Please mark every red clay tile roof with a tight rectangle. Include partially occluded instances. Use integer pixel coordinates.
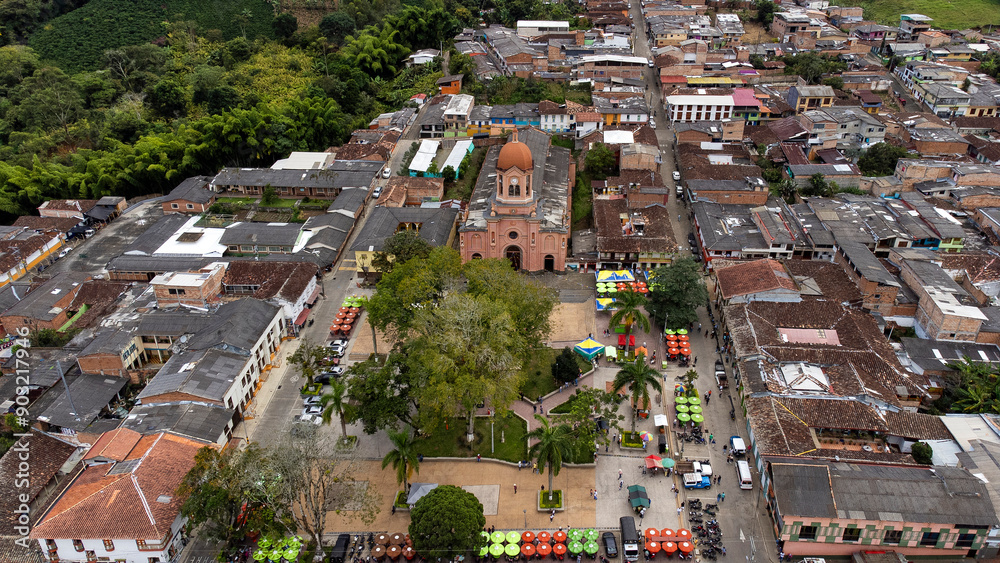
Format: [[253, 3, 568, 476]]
[[594, 199, 677, 254], [783, 259, 863, 304], [31, 432, 210, 541], [84, 428, 143, 461], [0, 232, 61, 273], [223, 261, 318, 302], [716, 259, 798, 299], [0, 431, 78, 535], [12, 216, 81, 232], [939, 252, 1000, 283], [38, 200, 97, 214]]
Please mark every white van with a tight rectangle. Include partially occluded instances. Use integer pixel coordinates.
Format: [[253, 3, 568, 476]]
[[736, 460, 753, 490]]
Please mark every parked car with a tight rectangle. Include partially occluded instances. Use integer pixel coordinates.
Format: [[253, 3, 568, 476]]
[[687, 233, 697, 247], [302, 405, 323, 417], [328, 339, 349, 348], [373, 186, 383, 199], [672, 170, 681, 181], [602, 532, 619, 558], [295, 413, 323, 426], [58, 247, 72, 258], [303, 396, 324, 406], [382, 167, 391, 179], [649, 119, 656, 129]]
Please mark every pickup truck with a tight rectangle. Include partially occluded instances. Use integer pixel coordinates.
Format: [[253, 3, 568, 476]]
[[715, 360, 728, 389], [678, 460, 713, 489]]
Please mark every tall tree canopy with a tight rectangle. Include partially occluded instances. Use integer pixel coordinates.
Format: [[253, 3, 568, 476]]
[[646, 258, 707, 328]]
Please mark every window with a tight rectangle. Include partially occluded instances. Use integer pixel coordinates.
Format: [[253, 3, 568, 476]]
[[186, 204, 194, 209], [883, 530, 902, 544], [104, 540, 115, 551], [86, 551, 97, 561], [799, 526, 818, 540], [842, 528, 861, 542], [167, 288, 185, 295], [171, 203, 179, 209], [920, 532, 940, 546], [148, 559, 161, 563], [74, 540, 85, 552], [47, 540, 57, 550], [957, 533, 976, 548]]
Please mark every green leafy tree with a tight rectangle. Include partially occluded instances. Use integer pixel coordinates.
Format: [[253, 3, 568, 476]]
[[288, 338, 327, 386], [382, 428, 421, 490], [646, 258, 707, 328], [177, 445, 290, 546], [261, 185, 278, 205], [780, 52, 847, 84], [822, 76, 844, 91], [341, 27, 409, 78], [366, 246, 463, 341], [409, 486, 486, 559], [755, 0, 776, 30], [552, 347, 581, 384], [749, 54, 765, 69], [774, 178, 798, 203], [410, 292, 521, 440], [449, 51, 476, 77], [802, 173, 830, 197], [273, 13, 298, 40], [585, 142, 616, 179], [609, 290, 649, 355], [9, 67, 83, 135], [371, 229, 433, 274], [0, 45, 40, 98], [857, 143, 910, 176], [149, 78, 188, 118], [346, 353, 419, 432], [389, 6, 461, 51], [442, 165, 456, 181], [527, 416, 576, 500], [321, 379, 353, 437], [612, 353, 663, 432], [563, 388, 624, 457], [910, 441, 933, 464], [319, 11, 357, 45]]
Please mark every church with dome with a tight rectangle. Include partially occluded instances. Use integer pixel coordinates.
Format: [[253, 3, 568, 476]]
[[459, 128, 574, 271]]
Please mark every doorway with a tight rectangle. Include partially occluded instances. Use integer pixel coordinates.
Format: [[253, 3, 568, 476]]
[[505, 245, 523, 270]]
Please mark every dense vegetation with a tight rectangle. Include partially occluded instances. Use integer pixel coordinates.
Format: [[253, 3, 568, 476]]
[[831, 0, 1000, 31]]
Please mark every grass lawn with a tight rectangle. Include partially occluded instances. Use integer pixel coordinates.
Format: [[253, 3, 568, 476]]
[[835, 0, 1000, 28], [444, 147, 487, 202], [518, 348, 591, 401], [414, 414, 527, 462], [260, 198, 298, 208], [216, 197, 257, 206], [538, 490, 563, 509]]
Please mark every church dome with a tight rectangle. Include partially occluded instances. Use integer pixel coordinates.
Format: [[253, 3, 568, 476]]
[[497, 140, 533, 171]]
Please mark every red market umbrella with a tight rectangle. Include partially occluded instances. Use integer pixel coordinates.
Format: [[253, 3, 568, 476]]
[[666, 333, 678, 341], [659, 529, 674, 541], [679, 348, 691, 356], [668, 347, 680, 355], [522, 532, 536, 544], [350, 307, 360, 313], [346, 311, 357, 318], [387, 546, 401, 559], [390, 534, 405, 545], [342, 316, 355, 325], [554, 531, 567, 544], [662, 542, 677, 554], [522, 544, 536, 558], [644, 528, 659, 540], [553, 544, 567, 556], [536, 544, 552, 557], [678, 542, 693, 554], [639, 287, 649, 293], [678, 334, 689, 342], [646, 541, 660, 554], [618, 334, 636, 347], [644, 455, 662, 468], [676, 530, 692, 541], [372, 546, 385, 559], [402, 547, 415, 560], [538, 532, 552, 544]]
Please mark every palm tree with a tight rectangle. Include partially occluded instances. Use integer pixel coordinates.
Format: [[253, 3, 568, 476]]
[[612, 353, 663, 432], [609, 290, 650, 356], [526, 416, 575, 502], [321, 379, 351, 437], [382, 429, 420, 491]]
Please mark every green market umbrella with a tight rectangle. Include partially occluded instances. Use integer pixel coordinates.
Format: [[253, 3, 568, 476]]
[[568, 529, 584, 542], [688, 405, 703, 414], [629, 495, 650, 509], [688, 396, 701, 405], [258, 538, 273, 550], [662, 458, 676, 468], [479, 546, 489, 557], [490, 544, 505, 557], [284, 548, 299, 561], [568, 541, 584, 555], [492, 531, 506, 544], [676, 329, 688, 335], [607, 287, 618, 293], [675, 404, 689, 413], [585, 529, 599, 542], [691, 413, 705, 424], [505, 544, 521, 557], [675, 396, 688, 404], [677, 412, 691, 422], [664, 329, 675, 335], [253, 551, 267, 562], [482, 532, 491, 544], [507, 531, 521, 545], [584, 541, 600, 555]]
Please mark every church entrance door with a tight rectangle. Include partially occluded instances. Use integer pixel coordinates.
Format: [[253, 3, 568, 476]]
[[505, 245, 523, 270]]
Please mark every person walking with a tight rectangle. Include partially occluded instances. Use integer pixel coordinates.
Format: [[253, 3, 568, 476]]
[[477, 454, 481, 462], [717, 493, 721, 502], [550, 510, 555, 522], [619, 468, 623, 479], [720, 492, 725, 502], [514, 484, 518, 494], [619, 480, 624, 490]]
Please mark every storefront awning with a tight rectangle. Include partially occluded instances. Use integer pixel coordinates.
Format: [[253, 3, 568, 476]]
[[294, 308, 310, 326], [306, 286, 322, 305]]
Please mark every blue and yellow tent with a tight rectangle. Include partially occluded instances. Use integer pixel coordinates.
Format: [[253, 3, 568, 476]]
[[596, 298, 617, 311], [595, 270, 635, 282], [574, 338, 604, 360]]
